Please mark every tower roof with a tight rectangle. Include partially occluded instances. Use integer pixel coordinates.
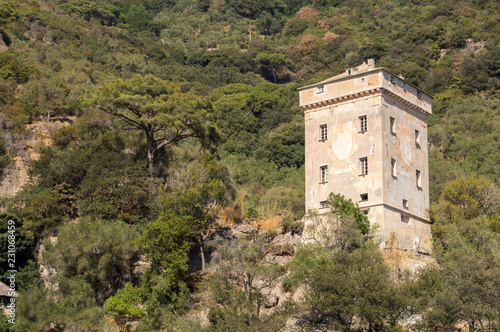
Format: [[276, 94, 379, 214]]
[[298, 59, 432, 115], [298, 59, 432, 100]]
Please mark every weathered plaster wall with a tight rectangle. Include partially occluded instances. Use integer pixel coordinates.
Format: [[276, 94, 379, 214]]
[[382, 207, 432, 253], [300, 64, 432, 253], [381, 95, 430, 219], [304, 94, 383, 211]]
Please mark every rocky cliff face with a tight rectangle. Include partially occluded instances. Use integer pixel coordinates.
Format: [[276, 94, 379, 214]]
[[0, 119, 72, 198]]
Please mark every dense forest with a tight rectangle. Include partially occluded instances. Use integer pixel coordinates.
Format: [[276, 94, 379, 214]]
[[0, 0, 499, 330]]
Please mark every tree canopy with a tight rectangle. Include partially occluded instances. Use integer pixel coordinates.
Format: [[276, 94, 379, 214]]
[[84, 74, 216, 176]]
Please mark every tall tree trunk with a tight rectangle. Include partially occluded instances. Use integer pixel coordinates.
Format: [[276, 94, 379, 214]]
[[199, 234, 205, 271], [145, 129, 157, 177]]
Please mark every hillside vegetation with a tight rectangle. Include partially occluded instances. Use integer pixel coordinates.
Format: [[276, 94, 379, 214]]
[[0, 0, 499, 330]]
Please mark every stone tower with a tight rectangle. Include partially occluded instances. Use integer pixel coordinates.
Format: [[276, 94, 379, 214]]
[[298, 60, 432, 252]]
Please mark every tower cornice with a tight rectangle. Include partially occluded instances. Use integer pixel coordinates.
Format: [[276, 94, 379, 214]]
[[301, 88, 430, 117], [301, 88, 381, 112], [380, 88, 431, 117]]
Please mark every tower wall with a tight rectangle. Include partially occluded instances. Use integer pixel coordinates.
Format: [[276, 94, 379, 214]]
[[300, 63, 432, 252], [304, 94, 384, 211]]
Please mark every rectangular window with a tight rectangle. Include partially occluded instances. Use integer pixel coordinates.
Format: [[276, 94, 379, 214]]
[[317, 85, 324, 93], [359, 157, 368, 176], [390, 117, 395, 135], [390, 76, 396, 84], [391, 158, 396, 177], [320, 124, 327, 141], [403, 199, 408, 210], [415, 130, 420, 147], [360, 193, 368, 202], [416, 170, 422, 188], [320, 201, 328, 208], [362, 209, 369, 215], [359, 115, 367, 132], [320, 165, 328, 183]]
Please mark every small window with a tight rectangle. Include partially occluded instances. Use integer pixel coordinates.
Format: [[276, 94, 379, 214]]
[[360, 193, 368, 202], [320, 165, 328, 184], [359, 115, 367, 132], [390, 76, 396, 84], [317, 85, 324, 93], [391, 159, 396, 177], [417, 91, 423, 99], [415, 130, 420, 148], [347, 69, 352, 75], [403, 199, 408, 210], [320, 124, 327, 141], [401, 214, 410, 223], [362, 209, 369, 215], [359, 157, 368, 176], [416, 170, 422, 188], [320, 201, 328, 208], [390, 117, 396, 136]]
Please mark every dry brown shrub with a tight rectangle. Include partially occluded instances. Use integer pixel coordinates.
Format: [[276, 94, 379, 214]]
[[294, 6, 318, 19], [317, 18, 331, 29], [300, 34, 316, 45], [254, 215, 283, 231], [322, 32, 339, 43], [249, 201, 285, 231], [214, 194, 244, 227], [384, 232, 408, 280], [216, 206, 239, 227], [285, 44, 311, 62]]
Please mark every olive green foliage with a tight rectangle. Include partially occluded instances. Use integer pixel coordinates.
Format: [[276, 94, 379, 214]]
[[105, 282, 146, 329], [163, 152, 230, 223], [26, 114, 157, 224], [59, 0, 121, 26], [420, 217, 500, 331], [287, 201, 412, 331], [139, 209, 193, 280], [78, 161, 152, 223], [0, 48, 36, 84], [256, 52, 292, 84], [42, 218, 140, 304], [140, 153, 230, 276], [288, 243, 409, 331], [84, 74, 216, 175], [429, 176, 500, 244], [254, 115, 304, 169], [327, 192, 370, 235], [137, 153, 230, 328], [0, 213, 38, 290], [420, 177, 500, 331], [207, 234, 285, 331], [22, 183, 78, 240], [15, 280, 106, 332], [0, 48, 37, 132], [211, 81, 304, 218], [135, 273, 192, 331], [428, 98, 500, 200], [212, 82, 302, 163]]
